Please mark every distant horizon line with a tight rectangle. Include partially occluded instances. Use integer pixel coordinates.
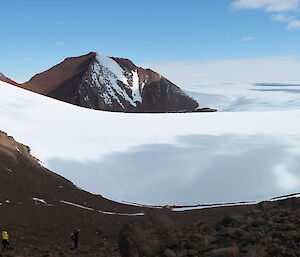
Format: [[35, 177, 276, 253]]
[[3, 54, 300, 85]]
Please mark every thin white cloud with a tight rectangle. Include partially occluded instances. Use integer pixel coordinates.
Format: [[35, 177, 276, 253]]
[[231, 0, 300, 30], [270, 13, 300, 29], [271, 13, 294, 22], [232, 0, 300, 12], [241, 36, 255, 41], [287, 19, 300, 29], [22, 57, 32, 61], [56, 41, 65, 46]]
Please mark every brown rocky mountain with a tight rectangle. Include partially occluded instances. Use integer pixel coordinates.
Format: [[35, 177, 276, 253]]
[[0, 72, 19, 86], [18, 52, 207, 113]]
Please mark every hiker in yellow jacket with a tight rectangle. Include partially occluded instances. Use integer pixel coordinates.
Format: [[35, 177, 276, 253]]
[[2, 230, 9, 251]]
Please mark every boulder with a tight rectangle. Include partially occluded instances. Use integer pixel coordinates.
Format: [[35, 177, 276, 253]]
[[244, 247, 269, 257], [210, 246, 239, 257], [219, 216, 243, 228], [163, 248, 177, 257], [118, 215, 180, 257]]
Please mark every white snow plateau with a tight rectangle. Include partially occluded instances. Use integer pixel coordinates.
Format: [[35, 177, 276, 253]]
[[1, 80, 300, 205]]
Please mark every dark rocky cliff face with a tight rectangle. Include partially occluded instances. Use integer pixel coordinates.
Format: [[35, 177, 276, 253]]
[[21, 52, 200, 113]]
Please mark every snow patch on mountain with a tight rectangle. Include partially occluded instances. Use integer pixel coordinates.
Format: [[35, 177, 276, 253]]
[[60, 200, 95, 211], [96, 53, 128, 85], [92, 53, 137, 107], [131, 70, 142, 103], [60, 200, 145, 216], [32, 198, 48, 204]]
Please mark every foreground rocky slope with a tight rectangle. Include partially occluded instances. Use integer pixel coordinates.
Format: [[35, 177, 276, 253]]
[[18, 52, 203, 113], [0, 130, 156, 256], [0, 130, 248, 257], [119, 198, 300, 257]]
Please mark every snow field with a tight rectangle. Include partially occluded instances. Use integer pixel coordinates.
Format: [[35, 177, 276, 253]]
[[1, 81, 300, 205]]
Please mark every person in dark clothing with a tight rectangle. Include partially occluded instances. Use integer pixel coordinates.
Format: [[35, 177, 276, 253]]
[[70, 229, 80, 249]]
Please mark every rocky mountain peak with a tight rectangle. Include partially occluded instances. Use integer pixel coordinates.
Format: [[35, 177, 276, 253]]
[[18, 52, 204, 113]]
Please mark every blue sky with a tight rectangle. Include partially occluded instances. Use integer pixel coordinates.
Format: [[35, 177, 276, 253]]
[[2, 0, 300, 81]]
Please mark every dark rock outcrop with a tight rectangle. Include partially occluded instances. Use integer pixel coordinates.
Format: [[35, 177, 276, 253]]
[[119, 215, 180, 257]]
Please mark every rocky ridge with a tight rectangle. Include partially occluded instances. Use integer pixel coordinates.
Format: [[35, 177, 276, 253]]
[[0, 72, 19, 86]]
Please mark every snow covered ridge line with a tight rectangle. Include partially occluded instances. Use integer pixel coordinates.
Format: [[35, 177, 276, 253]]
[[46, 192, 300, 214], [270, 192, 300, 200], [32, 198, 145, 216], [123, 200, 258, 211], [60, 200, 145, 216], [124, 192, 300, 212], [98, 210, 145, 216], [171, 192, 300, 212]]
